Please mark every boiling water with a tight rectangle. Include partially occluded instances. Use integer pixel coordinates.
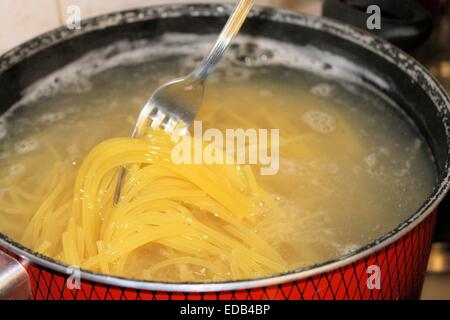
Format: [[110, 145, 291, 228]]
[[0, 36, 437, 280]]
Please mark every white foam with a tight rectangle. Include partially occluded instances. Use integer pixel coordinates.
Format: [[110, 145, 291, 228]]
[[38, 111, 66, 125], [14, 138, 39, 154], [365, 153, 377, 167], [310, 83, 333, 98], [0, 33, 390, 145], [6, 33, 388, 114], [7, 37, 205, 111], [302, 110, 336, 134]]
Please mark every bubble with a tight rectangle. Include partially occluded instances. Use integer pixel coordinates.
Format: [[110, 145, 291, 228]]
[[216, 5, 225, 14], [259, 49, 274, 63], [14, 138, 39, 154], [310, 83, 333, 98], [9, 164, 25, 176], [302, 110, 336, 134], [230, 42, 275, 67], [365, 153, 377, 167], [236, 54, 254, 66], [39, 112, 65, 124]]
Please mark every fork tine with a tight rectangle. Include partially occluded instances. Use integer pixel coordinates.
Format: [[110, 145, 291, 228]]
[[113, 166, 126, 205], [114, 102, 158, 206], [114, 112, 181, 205], [150, 110, 166, 129], [163, 117, 178, 133]]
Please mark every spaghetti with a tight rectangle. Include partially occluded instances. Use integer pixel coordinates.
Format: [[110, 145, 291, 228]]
[[19, 129, 289, 281]]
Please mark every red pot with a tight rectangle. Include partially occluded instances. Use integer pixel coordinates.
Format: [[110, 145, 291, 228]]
[[0, 4, 449, 300]]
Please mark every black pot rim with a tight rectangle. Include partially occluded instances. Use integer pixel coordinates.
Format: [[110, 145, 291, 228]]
[[0, 3, 449, 292]]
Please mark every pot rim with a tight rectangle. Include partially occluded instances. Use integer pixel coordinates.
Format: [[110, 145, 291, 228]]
[[0, 3, 449, 293]]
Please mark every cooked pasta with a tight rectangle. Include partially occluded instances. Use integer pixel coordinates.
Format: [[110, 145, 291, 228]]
[[18, 129, 292, 281]]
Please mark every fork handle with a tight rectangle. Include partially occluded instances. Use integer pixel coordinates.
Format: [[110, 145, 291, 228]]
[[191, 0, 255, 82]]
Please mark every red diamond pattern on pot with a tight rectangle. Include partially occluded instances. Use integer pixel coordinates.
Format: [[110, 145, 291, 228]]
[[16, 210, 436, 300]]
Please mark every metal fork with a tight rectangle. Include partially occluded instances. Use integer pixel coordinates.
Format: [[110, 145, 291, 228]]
[[113, 0, 255, 205]]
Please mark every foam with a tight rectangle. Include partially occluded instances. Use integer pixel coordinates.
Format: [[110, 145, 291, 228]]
[[6, 33, 388, 114], [310, 83, 333, 98], [365, 153, 377, 167], [38, 111, 66, 125], [302, 110, 337, 134], [14, 137, 39, 154], [0, 33, 391, 148]]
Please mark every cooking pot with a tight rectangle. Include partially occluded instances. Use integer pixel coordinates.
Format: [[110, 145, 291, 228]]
[[0, 3, 449, 300]]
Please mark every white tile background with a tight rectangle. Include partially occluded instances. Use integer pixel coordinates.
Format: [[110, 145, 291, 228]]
[[0, 0, 322, 53]]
